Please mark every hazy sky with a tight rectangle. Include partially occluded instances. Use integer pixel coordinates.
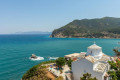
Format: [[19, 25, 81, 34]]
[[0, 0, 120, 34]]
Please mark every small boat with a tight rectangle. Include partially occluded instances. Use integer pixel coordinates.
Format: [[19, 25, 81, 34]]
[[31, 54, 37, 59]]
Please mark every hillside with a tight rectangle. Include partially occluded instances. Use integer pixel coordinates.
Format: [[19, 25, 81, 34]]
[[51, 17, 120, 38]]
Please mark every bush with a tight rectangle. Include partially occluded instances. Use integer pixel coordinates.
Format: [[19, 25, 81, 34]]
[[108, 61, 117, 70], [67, 59, 73, 68], [22, 65, 38, 80]]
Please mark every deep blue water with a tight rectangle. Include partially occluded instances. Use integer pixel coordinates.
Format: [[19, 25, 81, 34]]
[[0, 34, 120, 80]]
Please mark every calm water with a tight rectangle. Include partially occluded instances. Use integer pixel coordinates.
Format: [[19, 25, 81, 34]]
[[0, 34, 120, 80]]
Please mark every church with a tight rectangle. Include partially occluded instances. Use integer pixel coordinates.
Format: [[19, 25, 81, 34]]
[[71, 43, 111, 80]]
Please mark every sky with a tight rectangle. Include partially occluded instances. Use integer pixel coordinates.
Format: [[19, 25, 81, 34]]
[[0, 0, 120, 34]]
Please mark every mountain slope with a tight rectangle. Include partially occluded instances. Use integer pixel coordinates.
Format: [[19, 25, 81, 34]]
[[51, 17, 120, 38]]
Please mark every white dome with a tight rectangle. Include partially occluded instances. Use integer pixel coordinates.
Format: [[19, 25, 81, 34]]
[[88, 44, 101, 49], [86, 43, 103, 58]]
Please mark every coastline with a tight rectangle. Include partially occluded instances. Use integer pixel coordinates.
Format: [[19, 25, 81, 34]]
[[50, 33, 120, 39], [50, 36, 120, 39]]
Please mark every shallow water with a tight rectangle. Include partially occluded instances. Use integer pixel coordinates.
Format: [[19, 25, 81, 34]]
[[0, 34, 119, 80]]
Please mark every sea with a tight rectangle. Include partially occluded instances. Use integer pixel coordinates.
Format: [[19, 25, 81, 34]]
[[0, 34, 120, 80]]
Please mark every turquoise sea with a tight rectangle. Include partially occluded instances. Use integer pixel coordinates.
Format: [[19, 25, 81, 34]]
[[0, 34, 120, 80]]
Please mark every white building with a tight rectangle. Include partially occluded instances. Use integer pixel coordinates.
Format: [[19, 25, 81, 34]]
[[64, 53, 80, 61], [72, 43, 110, 80]]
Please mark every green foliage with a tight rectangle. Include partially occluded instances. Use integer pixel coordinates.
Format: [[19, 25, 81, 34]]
[[40, 60, 56, 64], [52, 17, 120, 38], [22, 65, 39, 80], [108, 71, 117, 80], [67, 59, 73, 68], [108, 60, 120, 80], [80, 73, 98, 80], [56, 57, 66, 68], [116, 70, 120, 80], [108, 61, 117, 70], [108, 48, 120, 80]]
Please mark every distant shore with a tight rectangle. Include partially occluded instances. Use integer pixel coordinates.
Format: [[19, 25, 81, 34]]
[[50, 35, 120, 39]]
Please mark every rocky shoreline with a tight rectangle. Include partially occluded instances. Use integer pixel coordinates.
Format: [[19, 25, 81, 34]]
[[50, 33, 120, 39]]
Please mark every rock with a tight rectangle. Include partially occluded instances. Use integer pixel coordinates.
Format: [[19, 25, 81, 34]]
[[31, 54, 37, 59]]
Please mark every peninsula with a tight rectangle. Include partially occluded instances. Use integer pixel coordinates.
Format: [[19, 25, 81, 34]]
[[51, 17, 120, 38]]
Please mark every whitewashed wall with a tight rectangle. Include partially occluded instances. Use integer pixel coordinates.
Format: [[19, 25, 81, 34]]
[[72, 59, 103, 80]]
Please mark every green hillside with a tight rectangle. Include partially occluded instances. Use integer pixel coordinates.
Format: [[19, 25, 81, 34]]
[[51, 17, 120, 38]]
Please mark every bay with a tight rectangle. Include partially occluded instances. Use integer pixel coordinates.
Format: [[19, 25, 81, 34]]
[[0, 34, 119, 80]]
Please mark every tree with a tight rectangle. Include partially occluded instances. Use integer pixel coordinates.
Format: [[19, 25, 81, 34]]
[[67, 59, 73, 68], [56, 57, 66, 69], [80, 73, 98, 80], [113, 49, 120, 57]]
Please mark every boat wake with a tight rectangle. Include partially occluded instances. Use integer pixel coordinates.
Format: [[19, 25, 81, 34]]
[[49, 57, 58, 60], [29, 56, 44, 61]]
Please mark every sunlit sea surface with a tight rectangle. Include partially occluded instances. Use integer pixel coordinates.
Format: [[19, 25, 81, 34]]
[[0, 34, 119, 80]]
